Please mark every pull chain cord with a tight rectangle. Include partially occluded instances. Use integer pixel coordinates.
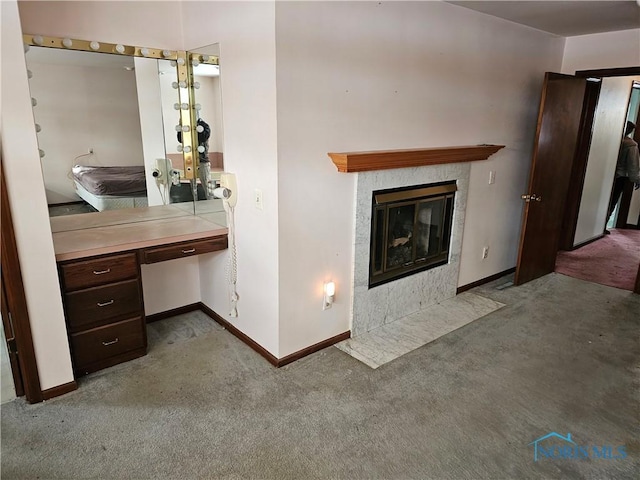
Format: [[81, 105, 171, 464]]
[[226, 204, 239, 317]]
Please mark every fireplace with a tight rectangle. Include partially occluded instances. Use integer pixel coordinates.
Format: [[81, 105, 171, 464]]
[[369, 181, 456, 287]]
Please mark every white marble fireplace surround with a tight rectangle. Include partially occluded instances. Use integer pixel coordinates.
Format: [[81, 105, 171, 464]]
[[351, 163, 470, 337]]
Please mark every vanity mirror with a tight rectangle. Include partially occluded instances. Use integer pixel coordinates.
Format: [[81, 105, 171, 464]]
[[22, 34, 225, 232]]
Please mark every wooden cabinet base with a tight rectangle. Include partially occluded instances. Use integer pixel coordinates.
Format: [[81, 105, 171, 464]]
[[73, 346, 147, 376]]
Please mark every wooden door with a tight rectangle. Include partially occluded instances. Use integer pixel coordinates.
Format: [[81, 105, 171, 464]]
[[1, 278, 24, 397], [515, 73, 587, 285]]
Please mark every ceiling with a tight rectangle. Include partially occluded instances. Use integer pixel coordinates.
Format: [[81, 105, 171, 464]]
[[447, 1, 640, 37]]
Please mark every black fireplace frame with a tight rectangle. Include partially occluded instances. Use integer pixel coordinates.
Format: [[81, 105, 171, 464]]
[[369, 180, 456, 288]]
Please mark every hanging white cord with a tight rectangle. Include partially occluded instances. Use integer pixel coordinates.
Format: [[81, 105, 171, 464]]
[[226, 204, 239, 317], [155, 180, 168, 205]]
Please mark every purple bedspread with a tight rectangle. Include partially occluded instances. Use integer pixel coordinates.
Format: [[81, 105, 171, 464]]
[[72, 165, 147, 196]]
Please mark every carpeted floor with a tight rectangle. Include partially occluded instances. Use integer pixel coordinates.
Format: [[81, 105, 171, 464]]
[[1, 273, 639, 479], [555, 228, 640, 291]]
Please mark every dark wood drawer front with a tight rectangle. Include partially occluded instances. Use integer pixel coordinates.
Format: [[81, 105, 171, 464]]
[[65, 279, 142, 332], [70, 317, 144, 369], [142, 236, 228, 264], [61, 253, 138, 291]]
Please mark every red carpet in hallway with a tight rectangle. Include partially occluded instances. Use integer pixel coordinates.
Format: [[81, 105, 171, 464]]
[[555, 228, 640, 291]]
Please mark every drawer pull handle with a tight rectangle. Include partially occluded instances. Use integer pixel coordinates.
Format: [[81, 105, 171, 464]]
[[97, 300, 115, 307], [181, 248, 196, 254], [93, 268, 111, 275], [102, 338, 119, 346]]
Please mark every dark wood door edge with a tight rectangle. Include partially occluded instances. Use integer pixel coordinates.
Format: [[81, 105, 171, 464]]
[[145, 303, 201, 323], [1, 170, 43, 403], [634, 263, 640, 295], [570, 234, 605, 251], [456, 268, 516, 294], [197, 302, 350, 367], [41, 380, 77, 400], [575, 67, 640, 78]]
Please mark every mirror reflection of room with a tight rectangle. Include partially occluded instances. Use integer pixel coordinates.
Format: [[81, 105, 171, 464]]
[[24, 44, 194, 218], [189, 44, 224, 213]]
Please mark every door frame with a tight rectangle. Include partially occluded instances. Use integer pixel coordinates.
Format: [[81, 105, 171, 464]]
[[1, 166, 43, 403]]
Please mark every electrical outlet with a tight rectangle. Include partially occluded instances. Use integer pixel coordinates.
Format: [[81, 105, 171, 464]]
[[254, 189, 263, 210], [488, 170, 495, 185], [482, 246, 489, 260]]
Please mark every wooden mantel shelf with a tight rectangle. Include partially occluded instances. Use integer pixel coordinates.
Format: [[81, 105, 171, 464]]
[[328, 144, 505, 173]]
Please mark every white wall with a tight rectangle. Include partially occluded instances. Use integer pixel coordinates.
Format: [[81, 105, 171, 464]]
[[28, 60, 144, 204], [562, 29, 640, 74], [181, 1, 280, 356], [574, 77, 639, 245], [274, 1, 564, 355], [1, 0, 74, 390]]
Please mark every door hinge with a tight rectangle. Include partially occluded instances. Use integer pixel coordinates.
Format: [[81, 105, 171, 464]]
[[521, 193, 542, 203], [7, 338, 17, 355]]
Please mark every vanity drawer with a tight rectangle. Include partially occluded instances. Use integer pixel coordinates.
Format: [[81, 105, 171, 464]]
[[65, 279, 142, 332], [70, 317, 145, 370], [60, 253, 138, 291], [142, 236, 228, 264]]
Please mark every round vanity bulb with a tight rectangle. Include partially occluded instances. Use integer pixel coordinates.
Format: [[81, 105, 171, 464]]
[[194, 103, 201, 111], [183, 146, 192, 153], [173, 103, 181, 110], [162, 50, 172, 58], [27, 69, 33, 79], [39, 149, 45, 158], [35, 124, 42, 133], [197, 146, 205, 153], [192, 59, 200, 67], [193, 81, 200, 89], [175, 125, 182, 132], [176, 58, 185, 66], [62, 38, 73, 48], [171, 81, 179, 89], [90, 41, 100, 50], [181, 103, 189, 110], [31, 97, 37, 107], [33, 35, 44, 46], [196, 125, 204, 133], [140, 47, 150, 57], [177, 145, 183, 152], [181, 125, 190, 133], [115, 44, 126, 54], [202, 55, 210, 62], [170, 60, 177, 67], [178, 81, 187, 89]]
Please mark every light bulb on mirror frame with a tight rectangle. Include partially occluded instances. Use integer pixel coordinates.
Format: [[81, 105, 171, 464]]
[[62, 38, 73, 48], [183, 146, 192, 153], [33, 35, 44, 46], [193, 81, 200, 89], [178, 81, 187, 88], [162, 50, 172, 58], [173, 103, 181, 110], [176, 58, 185, 66], [177, 145, 183, 152], [194, 103, 201, 111], [175, 125, 182, 132], [115, 44, 125, 54], [196, 125, 204, 133], [197, 146, 205, 153], [171, 82, 179, 89], [192, 59, 200, 67], [181, 125, 190, 132], [181, 103, 189, 110], [90, 41, 100, 50], [140, 47, 150, 57], [170, 60, 177, 67]]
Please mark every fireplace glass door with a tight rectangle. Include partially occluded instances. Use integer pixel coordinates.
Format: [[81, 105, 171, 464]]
[[370, 182, 456, 287]]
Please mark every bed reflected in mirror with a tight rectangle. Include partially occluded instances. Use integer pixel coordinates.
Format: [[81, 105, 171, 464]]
[[24, 45, 196, 227]]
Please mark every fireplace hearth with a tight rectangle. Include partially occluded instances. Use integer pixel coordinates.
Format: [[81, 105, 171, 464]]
[[369, 181, 456, 287]]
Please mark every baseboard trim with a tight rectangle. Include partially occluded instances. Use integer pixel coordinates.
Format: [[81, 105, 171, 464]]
[[198, 302, 280, 366], [197, 302, 350, 367], [146, 303, 201, 323], [571, 234, 604, 251], [276, 331, 351, 367], [41, 380, 77, 400], [457, 267, 516, 294]]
